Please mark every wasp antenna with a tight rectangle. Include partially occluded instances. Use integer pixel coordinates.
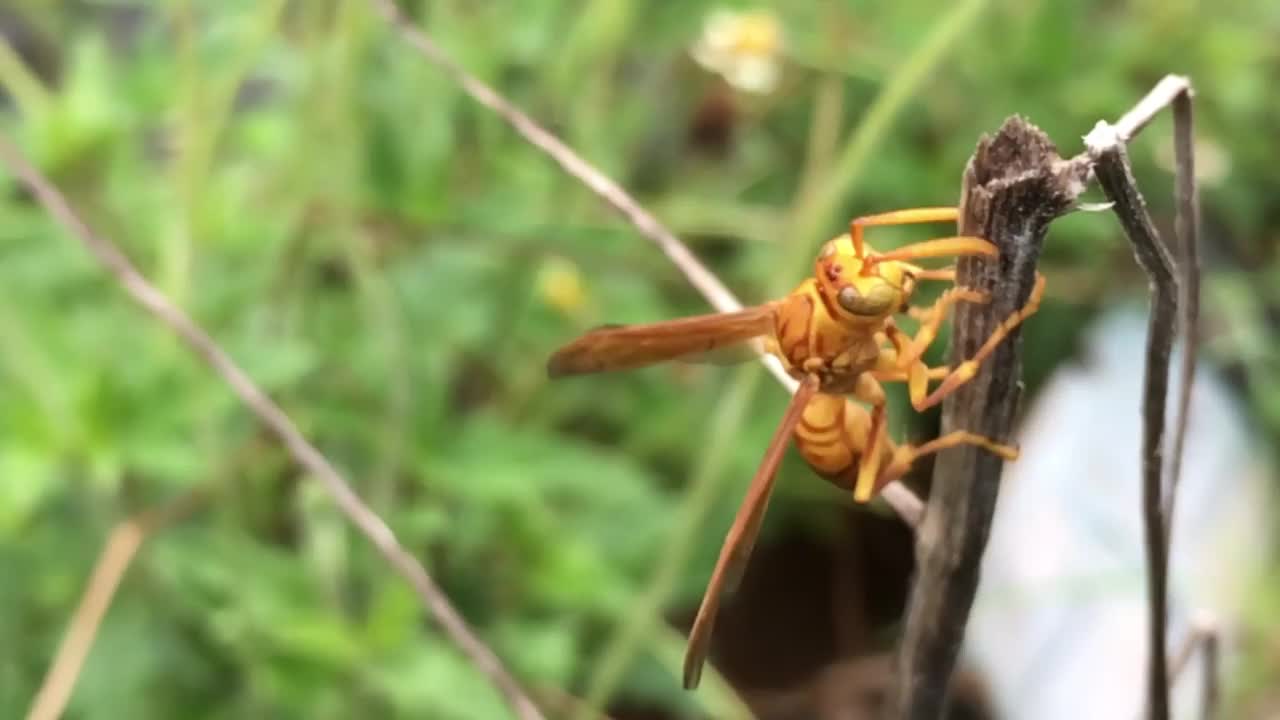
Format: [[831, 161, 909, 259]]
[[849, 220, 865, 260]]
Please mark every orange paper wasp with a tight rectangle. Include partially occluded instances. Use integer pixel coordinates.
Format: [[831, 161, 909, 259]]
[[547, 206, 1045, 690]]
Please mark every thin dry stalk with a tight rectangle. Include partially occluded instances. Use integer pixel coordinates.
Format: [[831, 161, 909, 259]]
[[1086, 122, 1179, 720], [1166, 85, 1201, 547], [365, 0, 927, 527], [1105, 76, 1202, 544], [26, 490, 208, 720], [536, 688, 622, 720], [1086, 75, 1200, 720], [0, 135, 547, 720], [1167, 615, 1220, 720], [1199, 629, 1220, 720]]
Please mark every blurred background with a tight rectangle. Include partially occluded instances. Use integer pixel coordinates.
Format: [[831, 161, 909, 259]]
[[1, 1, 1277, 719]]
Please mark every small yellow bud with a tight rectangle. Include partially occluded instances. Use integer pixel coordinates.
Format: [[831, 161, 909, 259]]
[[536, 256, 586, 315]]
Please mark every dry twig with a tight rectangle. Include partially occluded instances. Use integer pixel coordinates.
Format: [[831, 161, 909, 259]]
[[0, 135, 546, 720], [365, 0, 927, 527], [889, 118, 1090, 718], [26, 490, 207, 720]]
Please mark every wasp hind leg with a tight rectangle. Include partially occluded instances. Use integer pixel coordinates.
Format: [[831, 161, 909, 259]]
[[851, 431, 1019, 502], [872, 432, 1019, 496]]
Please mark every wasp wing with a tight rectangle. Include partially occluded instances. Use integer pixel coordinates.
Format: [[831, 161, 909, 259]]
[[546, 304, 778, 377], [682, 374, 821, 689]]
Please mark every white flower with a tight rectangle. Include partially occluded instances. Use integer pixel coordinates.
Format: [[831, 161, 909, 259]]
[[691, 8, 784, 95]]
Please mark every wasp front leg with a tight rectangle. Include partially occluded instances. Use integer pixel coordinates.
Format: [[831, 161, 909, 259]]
[[894, 285, 990, 368], [872, 287, 987, 408], [878, 272, 1046, 411]]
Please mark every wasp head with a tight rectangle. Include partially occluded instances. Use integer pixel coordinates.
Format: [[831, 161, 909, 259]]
[[814, 235, 917, 321]]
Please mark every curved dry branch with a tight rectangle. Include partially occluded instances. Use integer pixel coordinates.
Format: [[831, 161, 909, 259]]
[[0, 135, 546, 720]]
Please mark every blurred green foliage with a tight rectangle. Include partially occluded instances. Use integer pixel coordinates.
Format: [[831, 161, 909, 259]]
[[0, 1, 1277, 719]]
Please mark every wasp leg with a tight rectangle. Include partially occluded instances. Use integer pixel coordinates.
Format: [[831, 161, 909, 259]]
[[896, 287, 991, 368], [912, 266, 959, 283], [847, 207, 999, 267], [913, 272, 1046, 410], [882, 272, 1046, 412], [868, 364, 948, 384], [825, 390, 1020, 502], [849, 373, 892, 503], [792, 393, 869, 486], [847, 207, 959, 259], [866, 431, 1020, 499], [870, 324, 942, 399], [865, 236, 999, 269]]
